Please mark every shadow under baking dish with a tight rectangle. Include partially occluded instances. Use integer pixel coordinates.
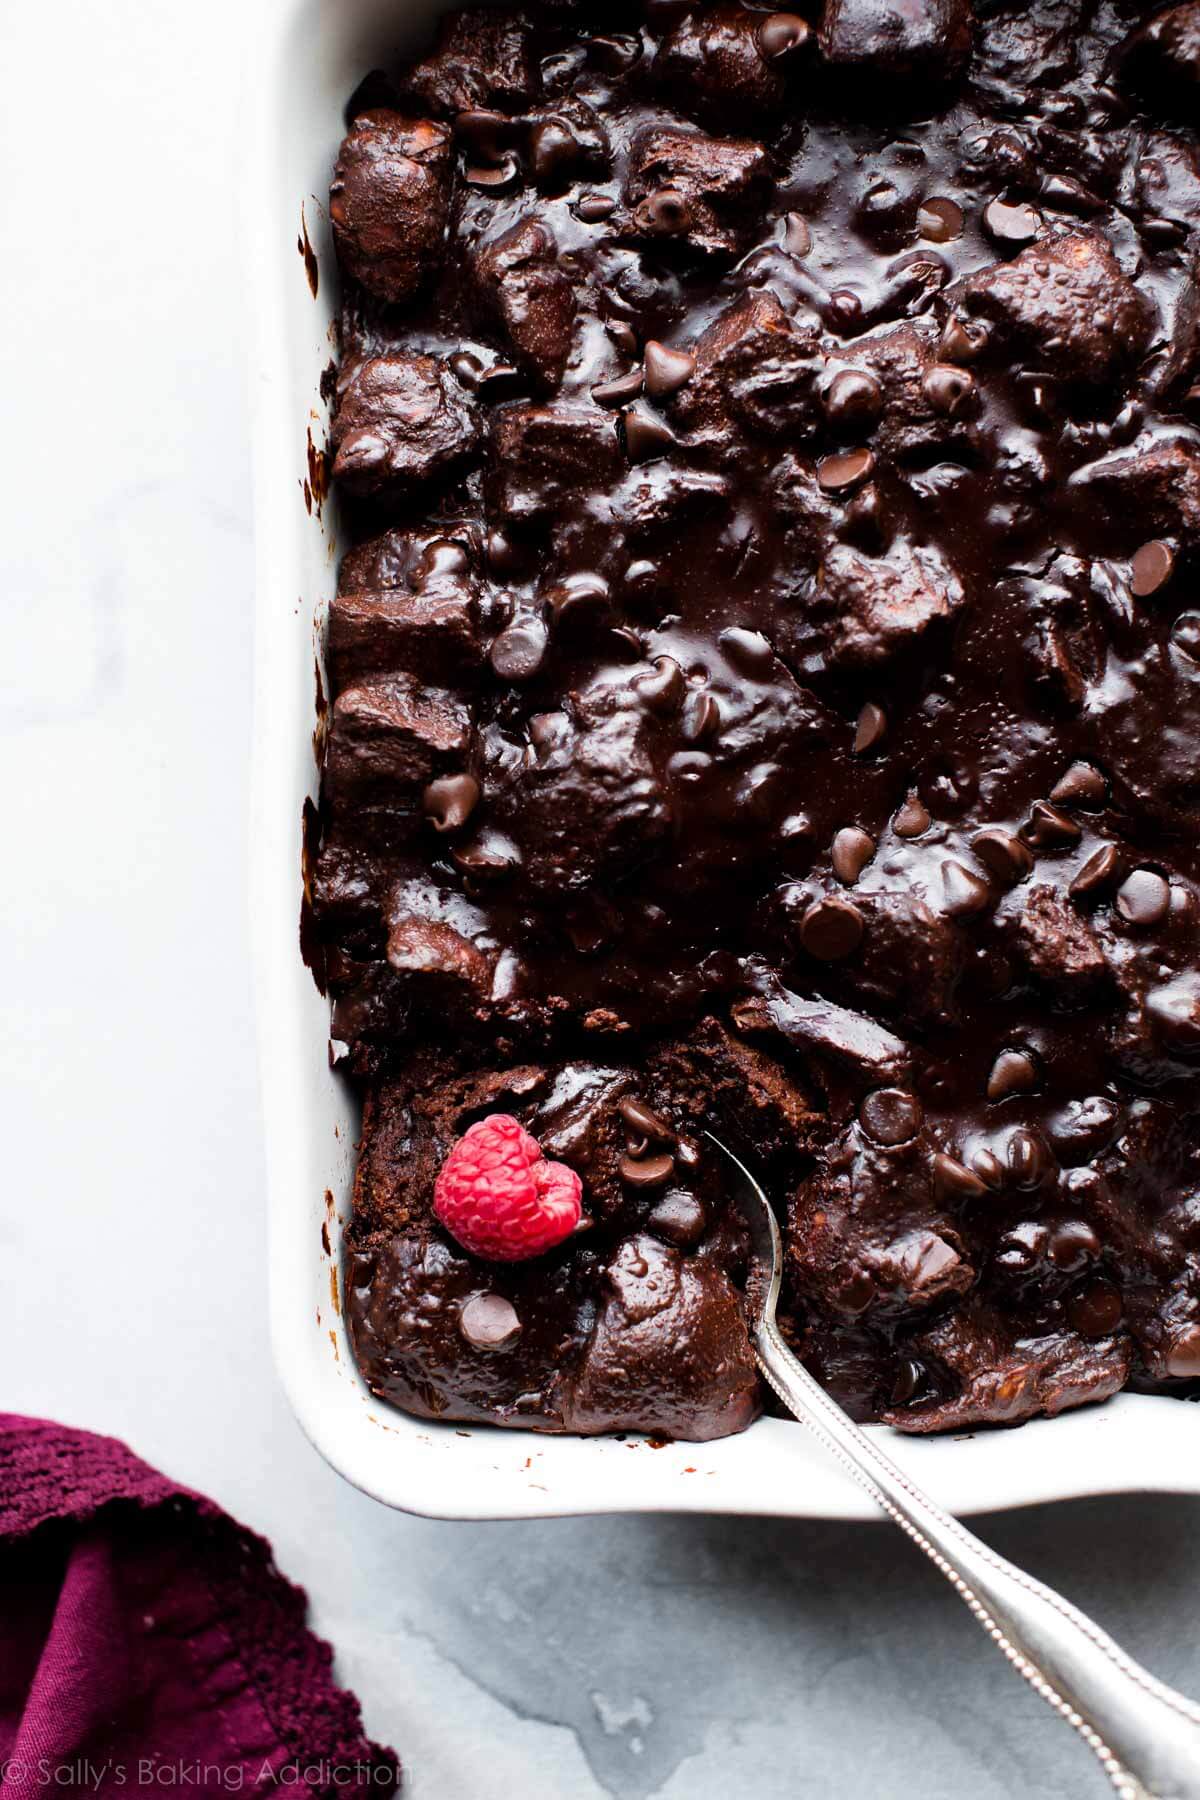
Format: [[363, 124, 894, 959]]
[[244, 0, 1200, 1521]]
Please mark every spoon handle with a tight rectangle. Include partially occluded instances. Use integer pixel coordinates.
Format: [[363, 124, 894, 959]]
[[755, 1316, 1200, 1800]]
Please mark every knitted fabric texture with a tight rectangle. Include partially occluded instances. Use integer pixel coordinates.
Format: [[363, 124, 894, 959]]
[[0, 1415, 399, 1796]]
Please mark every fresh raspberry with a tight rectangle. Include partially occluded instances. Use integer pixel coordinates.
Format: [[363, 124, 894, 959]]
[[433, 1114, 583, 1262]]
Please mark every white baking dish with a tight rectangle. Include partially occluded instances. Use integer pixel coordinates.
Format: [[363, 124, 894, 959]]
[[245, 0, 1200, 1520]]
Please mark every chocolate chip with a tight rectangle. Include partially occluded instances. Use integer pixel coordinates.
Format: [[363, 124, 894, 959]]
[[832, 827, 876, 885], [781, 211, 812, 256], [609, 625, 645, 662], [1046, 1096, 1120, 1160], [1049, 762, 1107, 809], [852, 702, 887, 755], [983, 197, 1041, 248], [643, 339, 696, 399], [530, 119, 587, 189], [448, 350, 484, 388], [893, 791, 931, 837], [932, 1151, 988, 1203], [1047, 1220, 1100, 1271], [574, 191, 616, 222], [490, 614, 548, 680], [860, 1088, 923, 1146], [459, 1293, 522, 1351], [972, 1148, 1007, 1190], [1171, 611, 1200, 665], [1129, 539, 1175, 597], [1020, 801, 1082, 851], [486, 528, 531, 578], [987, 1048, 1040, 1102], [476, 365, 525, 406], [1009, 1126, 1055, 1190], [824, 369, 882, 431], [817, 448, 875, 493], [633, 654, 686, 714], [826, 288, 863, 332], [970, 828, 1034, 887], [675, 1136, 702, 1172], [422, 773, 481, 833], [842, 482, 887, 549], [918, 197, 964, 243], [622, 403, 677, 463], [939, 316, 989, 362], [799, 895, 865, 960], [739, 761, 787, 823], [922, 364, 976, 418], [547, 570, 611, 625], [890, 1357, 924, 1405], [1040, 165, 1097, 208], [886, 249, 950, 307], [1116, 867, 1170, 926], [466, 155, 521, 191], [720, 626, 775, 673], [935, 322, 985, 370], [618, 1095, 675, 1142], [941, 860, 992, 917], [1067, 1282, 1123, 1338], [667, 748, 712, 786], [1070, 843, 1122, 902], [619, 1151, 675, 1189], [455, 108, 511, 161], [1165, 1326, 1200, 1379], [591, 369, 644, 406], [412, 537, 472, 582], [757, 11, 810, 58], [995, 1221, 1048, 1273], [622, 559, 663, 608], [646, 1189, 707, 1248], [680, 687, 721, 742]]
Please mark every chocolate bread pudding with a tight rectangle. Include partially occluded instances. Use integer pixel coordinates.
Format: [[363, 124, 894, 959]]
[[310, 0, 1200, 1441]]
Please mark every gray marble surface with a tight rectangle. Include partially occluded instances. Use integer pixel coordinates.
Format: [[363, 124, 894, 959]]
[[2, 5, 1199, 1796]]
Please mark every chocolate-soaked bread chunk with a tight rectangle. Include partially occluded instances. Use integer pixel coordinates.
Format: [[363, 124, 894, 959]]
[[399, 8, 539, 117], [951, 230, 1152, 385], [472, 220, 577, 391], [655, 5, 802, 128], [621, 126, 773, 257], [818, 0, 974, 89], [315, 0, 1200, 1442], [331, 355, 480, 496], [1116, 3, 1200, 119], [330, 111, 453, 306]]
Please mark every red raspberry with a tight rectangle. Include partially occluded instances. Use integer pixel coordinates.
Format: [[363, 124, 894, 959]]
[[433, 1114, 583, 1261]]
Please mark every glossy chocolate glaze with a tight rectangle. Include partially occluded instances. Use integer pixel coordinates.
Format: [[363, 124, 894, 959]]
[[315, 0, 1200, 1436]]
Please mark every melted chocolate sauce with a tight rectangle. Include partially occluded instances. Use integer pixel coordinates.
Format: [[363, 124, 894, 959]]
[[313, 0, 1200, 1437]]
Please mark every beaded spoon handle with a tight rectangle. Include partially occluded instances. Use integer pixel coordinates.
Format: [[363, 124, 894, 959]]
[[709, 1134, 1200, 1800]]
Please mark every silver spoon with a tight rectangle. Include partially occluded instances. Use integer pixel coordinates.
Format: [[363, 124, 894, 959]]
[[708, 1133, 1200, 1800]]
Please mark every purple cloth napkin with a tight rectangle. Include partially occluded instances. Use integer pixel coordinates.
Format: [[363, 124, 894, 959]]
[[0, 1416, 399, 1795]]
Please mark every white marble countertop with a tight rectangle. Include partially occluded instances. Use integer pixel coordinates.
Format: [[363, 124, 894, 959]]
[[3, 5, 1199, 1796]]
